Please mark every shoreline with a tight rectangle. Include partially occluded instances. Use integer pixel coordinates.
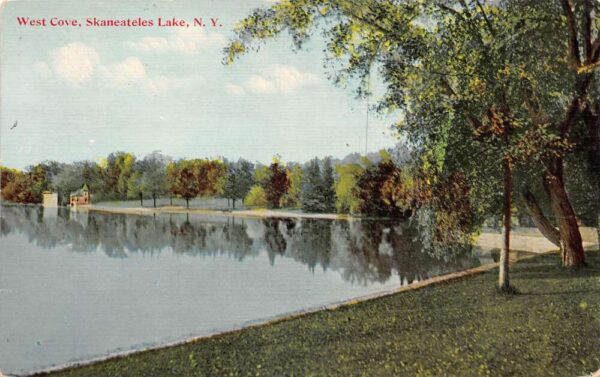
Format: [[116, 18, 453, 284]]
[[78, 204, 361, 221]]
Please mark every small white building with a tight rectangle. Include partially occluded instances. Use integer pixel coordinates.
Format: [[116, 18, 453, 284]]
[[42, 191, 58, 207]]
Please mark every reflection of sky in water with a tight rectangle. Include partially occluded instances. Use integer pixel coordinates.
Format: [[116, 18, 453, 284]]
[[0, 205, 481, 375]]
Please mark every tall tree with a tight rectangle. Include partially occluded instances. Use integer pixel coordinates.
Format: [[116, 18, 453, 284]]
[[263, 160, 290, 208], [282, 164, 304, 208], [321, 157, 337, 213], [354, 158, 405, 217], [299, 157, 336, 213], [126, 171, 144, 206], [301, 159, 324, 212], [166, 159, 227, 209], [1, 164, 49, 204], [223, 159, 255, 209], [167, 160, 200, 209], [335, 163, 364, 214], [226, 0, 600, 269], [140, 151, 169, 208], [193, 159, 227, 198], [103, 152, 136, 200]]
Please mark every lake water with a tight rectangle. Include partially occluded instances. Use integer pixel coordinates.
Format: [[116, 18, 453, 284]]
[[0, 205, 484, 375]]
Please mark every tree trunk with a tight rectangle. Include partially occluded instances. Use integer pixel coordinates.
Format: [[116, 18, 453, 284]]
[[597, 210, 600, 249], [522, 190, 561, 246], [232, 198, 236, 210], [581, 104, 600, 247], [545, 160, 586, 267], [186, 198, 189, 209], [153, 193, 156, 208], [139, 192, 143, 207], [170, 194, 173, 206], [499, 157, 512, 291]]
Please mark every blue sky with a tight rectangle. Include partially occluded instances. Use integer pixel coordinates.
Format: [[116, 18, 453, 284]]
[[0, 0, 399, 169]]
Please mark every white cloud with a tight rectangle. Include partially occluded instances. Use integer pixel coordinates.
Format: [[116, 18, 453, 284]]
[[51, 42, 100, 85], [44, 44, 202, 95], [239, 65, 320, 95], [246, 75, 277, 94], [126, 29, 226, 54], [101, 58, 204, 94], [271, 64, 319, 92], [102, 57, 147, 87]]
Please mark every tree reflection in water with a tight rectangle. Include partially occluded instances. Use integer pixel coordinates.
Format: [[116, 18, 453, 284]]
[[0, 205, 481, 285]]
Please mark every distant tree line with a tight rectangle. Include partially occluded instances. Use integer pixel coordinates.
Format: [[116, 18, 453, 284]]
[[1, 148, 422, 216]]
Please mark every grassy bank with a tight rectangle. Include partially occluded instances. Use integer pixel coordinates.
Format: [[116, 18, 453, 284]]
[[41, 251, 600, 377]]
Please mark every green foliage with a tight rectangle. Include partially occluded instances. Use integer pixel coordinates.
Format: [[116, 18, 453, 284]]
[[99, 152, 137, 200], [167, 159, 199, 206], [334, 163, 363, 214], [126, 172, 143, 200], [1, 164, 49, 204], [253, 164, 271, 185], [282, 164, 303, 208], [223, 159, 255, 209], [300, 157, 336, 213], [301, 159, 323, 212], [321, 158, 336, 212], [0, 165, 18, 191], [139, 151, 169, 200], [244, 185, 267, 207], [354, 159, 406, 217], [565, 152, 599, 227], [166, 159, 227, 207]]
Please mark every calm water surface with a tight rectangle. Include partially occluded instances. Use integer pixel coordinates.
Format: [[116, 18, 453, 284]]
[[0, 205, 483, 375]]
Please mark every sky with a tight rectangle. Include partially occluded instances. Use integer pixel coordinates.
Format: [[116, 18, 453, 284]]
[[0, 0, 399, 169]]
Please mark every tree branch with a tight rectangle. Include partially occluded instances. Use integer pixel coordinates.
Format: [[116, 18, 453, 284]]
[[476, 0, 495, 37], [343, 0, 418, 41], [583, 0, 593, 62], [440, 78, 484, 130], [560, 96, 581, 136], [592, 38, 600, 62], [559, 73, 593, 135], [560, 0, 582, 68], [522, 190, 561, 246]]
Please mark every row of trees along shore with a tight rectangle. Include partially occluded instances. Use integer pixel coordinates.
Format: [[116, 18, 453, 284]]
[[221, 0, 600, 289], [1, 148, 422, 215]]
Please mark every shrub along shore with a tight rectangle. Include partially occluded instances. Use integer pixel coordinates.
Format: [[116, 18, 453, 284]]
[[37, 251, 600, 377]]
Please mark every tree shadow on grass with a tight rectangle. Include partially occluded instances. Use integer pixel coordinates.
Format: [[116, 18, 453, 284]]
[[516, 288, 600, 296], [514, 264, 600, 279]]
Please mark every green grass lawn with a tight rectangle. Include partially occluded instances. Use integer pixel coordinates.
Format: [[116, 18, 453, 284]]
[[43, 251, 600, 377]]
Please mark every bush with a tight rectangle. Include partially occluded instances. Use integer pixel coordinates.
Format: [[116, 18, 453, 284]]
[[244, 185, 267, 207]]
